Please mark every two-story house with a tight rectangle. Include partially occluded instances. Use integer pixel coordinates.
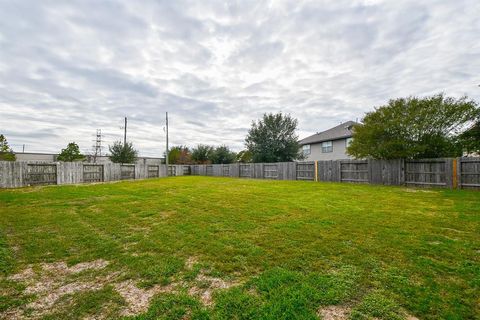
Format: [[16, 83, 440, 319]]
[[299, 121, 359, 161]]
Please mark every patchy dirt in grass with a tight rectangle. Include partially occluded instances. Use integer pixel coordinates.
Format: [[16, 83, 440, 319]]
[[317, 305, 351, 320], [188, 271, 240, 306], [3, 259, 113, 319], [8, 266, 35, 281], [2, 257, 240, 318], [40, 259, 109, 275], [185, 256, 199, 269], [114, 280, 176, 316]]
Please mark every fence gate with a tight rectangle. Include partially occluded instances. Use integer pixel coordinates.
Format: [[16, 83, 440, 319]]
[[222, 165, 230, 177], [264, 164, 278, 179], [183, 166, 191, 175], [120, 165, 135, 180], [405, 160, 446, 187], [168, 165, 176, 176], [296, 162, 315, 180], [26, 164, 57, 185], [459, 157, 480, 189], [83, 165, 103, 183], [239, 164, 251, 178], [148, 165, 159, 178], [340, 160, 368, 183]]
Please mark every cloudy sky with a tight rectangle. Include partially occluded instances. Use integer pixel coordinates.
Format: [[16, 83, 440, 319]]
[[1, 0, 479, 156]]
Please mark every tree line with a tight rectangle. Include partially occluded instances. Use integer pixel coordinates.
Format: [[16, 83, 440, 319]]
[[1, 93, 479, 163]]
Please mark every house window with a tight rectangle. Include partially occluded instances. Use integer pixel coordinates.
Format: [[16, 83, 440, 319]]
[[346, 137, 353, 147], [302, 144, 311, 156], [322, 141, 333, 153]]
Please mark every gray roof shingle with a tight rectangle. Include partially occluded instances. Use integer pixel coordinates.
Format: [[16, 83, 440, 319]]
[[299, 121, 359, 145]]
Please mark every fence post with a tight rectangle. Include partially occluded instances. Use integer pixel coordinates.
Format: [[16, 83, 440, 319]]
[[452, 158, 458, 189], [314, 161, 318, 182]]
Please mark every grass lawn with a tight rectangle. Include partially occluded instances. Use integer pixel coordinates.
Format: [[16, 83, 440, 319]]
[[0, 176, 479, 319]]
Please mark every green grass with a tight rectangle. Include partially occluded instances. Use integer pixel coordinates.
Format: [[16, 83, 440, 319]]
[[0, 176, 479, 319]]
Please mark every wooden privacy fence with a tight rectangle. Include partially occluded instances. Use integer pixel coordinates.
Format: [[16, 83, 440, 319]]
[[1, 158, 479, 189], [0, 162, 188, 188], [186, 158, 480, 190]]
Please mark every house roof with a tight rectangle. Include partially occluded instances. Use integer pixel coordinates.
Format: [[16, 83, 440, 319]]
[[299, 121, 359, 145]]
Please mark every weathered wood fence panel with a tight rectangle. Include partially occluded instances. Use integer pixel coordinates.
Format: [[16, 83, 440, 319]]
[[459, 157, 480, 188], [368, 159, 404, 185], [264, 163, 278, 180], [405, 159, 447, 187], [182, 165, 191, 176], [317, 160, 340, 182], [83, 164, 104, 182], [147, 165, 159, 178], [296, 162, 315, 181], [206, 165, 213, 176], [27, 163, 57, 185], [222, 164, 230, 177], [0, 162, 26, 188], [340, 160, 368, 183], [120, 165, 135, 180], [239, 164, 252, 178]]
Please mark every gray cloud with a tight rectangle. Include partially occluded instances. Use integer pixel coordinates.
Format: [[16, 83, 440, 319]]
[[0, 0, 479, 157]]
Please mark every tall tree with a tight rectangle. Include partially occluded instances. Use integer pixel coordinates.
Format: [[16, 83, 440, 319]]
[[210, 145, 236, 164], [347, 94, 480, 159], [245, 112, 303, 163], [108, 141, 138, 163], [459, 121, 480, 155], [57, 142, 85, 162], [191, 144, 214, 164], [0, 134, 16, 161], [168, 146, 192, 164], [236, 150, 252, 163]]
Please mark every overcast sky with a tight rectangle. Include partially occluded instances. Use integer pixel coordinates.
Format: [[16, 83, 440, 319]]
[[1, 0, 479, 156]]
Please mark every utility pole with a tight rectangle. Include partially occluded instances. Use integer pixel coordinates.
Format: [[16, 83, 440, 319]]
[[123, 117, 127, 146], [165, 112, 169, 169]]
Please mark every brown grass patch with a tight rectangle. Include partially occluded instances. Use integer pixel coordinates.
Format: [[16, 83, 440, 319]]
[[188, 271, 239, 306], [4, 259, 112, 319], [114, 280, 175, 316], [317, 305, 351, 320]]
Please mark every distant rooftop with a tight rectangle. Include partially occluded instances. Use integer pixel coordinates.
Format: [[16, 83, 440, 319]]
[[299, 121, 359, 145]]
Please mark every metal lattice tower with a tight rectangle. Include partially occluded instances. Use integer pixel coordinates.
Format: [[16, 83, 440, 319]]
[[92, 129, 103, 163]]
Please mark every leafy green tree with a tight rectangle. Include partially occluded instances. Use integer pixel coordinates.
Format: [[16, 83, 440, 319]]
[[0, 134, 16, 161], [236, 150, 252, 163], [347, 94, 480, 159], [168, 146, 192, 164], [57, 142, 85, 162], [210, 145, 236, 164], [245, 112, 303, 163], [459, 121, 480, 155], [108, 141, 138, 163], [191, 144, 214, 164]]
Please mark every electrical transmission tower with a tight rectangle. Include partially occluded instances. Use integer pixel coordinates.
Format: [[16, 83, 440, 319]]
[[92, 129, 103, 163]]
